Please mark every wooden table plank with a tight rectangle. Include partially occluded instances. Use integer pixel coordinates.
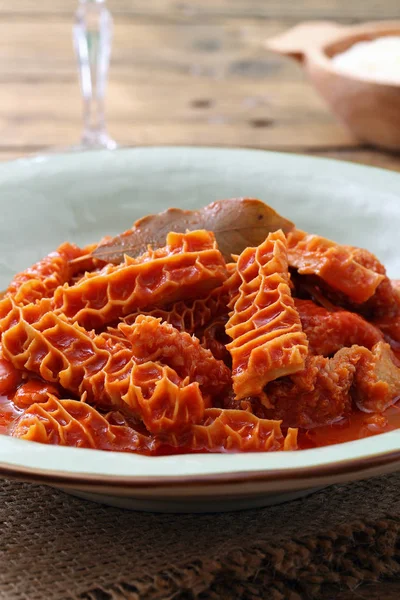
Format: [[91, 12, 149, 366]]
[[0, 19, 302, 81], [0, 118, 354, 150], [0, 80, 334, 122], [306, 149, 400, 172], [0, 0, 397, 20], [0, 64, 357, 150]]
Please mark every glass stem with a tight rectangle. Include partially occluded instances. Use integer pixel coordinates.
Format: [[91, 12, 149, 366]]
[[73, 0, 117, 149]]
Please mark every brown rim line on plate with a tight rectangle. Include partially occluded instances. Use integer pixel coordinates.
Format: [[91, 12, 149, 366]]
[[0, 446, 399, 493]]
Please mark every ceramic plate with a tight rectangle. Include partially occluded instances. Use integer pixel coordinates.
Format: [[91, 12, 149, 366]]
[[1, 147, 399, 513]]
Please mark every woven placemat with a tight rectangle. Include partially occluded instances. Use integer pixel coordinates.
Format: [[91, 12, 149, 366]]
[[1, 473, 400, 600]]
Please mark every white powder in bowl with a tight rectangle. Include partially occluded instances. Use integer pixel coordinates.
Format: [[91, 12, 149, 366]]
[[331, 36, 400, 84]]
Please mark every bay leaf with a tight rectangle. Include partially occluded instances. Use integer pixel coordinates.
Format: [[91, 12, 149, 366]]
[[91, 198, 295, 263]]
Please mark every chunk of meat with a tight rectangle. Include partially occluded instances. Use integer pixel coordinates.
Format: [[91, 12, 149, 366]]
[[53, 230, 227, 329], [391, 280, 400, 295], [266, 342, 400, 427], [119, 315, 231, 399], [345, 247, 398, 318], [287, 230, 384, 304], [265, 349, 358, 428], [370, 280, 400, 351], [295, 299, 383, 356], [352, 342, 400, 413], [226, 230, 308, 399], [375, 315, 400, 353]]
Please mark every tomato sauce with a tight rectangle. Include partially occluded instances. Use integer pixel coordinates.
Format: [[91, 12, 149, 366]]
[[297, 403, 400, 449], [0, 394, 23, 435]]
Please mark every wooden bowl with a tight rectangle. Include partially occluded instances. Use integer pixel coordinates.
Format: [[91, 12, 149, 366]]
[[266, 21, 400, 150]]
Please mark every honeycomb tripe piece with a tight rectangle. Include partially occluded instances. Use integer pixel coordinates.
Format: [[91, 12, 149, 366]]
[[53, 230, 228, 329], [287, 229, 385, 304], [122, 362, 206, 434], [166, 408, 298, 452], [3, 242, 86, 306], [226, 230, 308, 399], [2, 299, 207, 432], [122, 284, 231, 335], [1, 298, 133, 410], [12, 395, 155, 452]]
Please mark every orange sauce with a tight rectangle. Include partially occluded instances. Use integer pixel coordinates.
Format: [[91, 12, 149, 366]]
[[0, 395, 23, 435], [297, 403, 400, 449]]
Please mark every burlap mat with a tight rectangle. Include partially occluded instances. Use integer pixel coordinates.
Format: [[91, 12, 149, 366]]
[[1, 474, 400, 600]]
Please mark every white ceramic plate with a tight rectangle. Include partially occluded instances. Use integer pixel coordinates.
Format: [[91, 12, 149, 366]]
[[1, 147, 399, 512]]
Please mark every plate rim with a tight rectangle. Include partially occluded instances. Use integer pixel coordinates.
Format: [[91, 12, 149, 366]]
[[0, 441, 399, 489]]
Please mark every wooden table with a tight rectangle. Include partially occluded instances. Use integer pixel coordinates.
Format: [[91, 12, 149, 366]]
[[1, 1, 400, 599], [0, 0, 399, 172]]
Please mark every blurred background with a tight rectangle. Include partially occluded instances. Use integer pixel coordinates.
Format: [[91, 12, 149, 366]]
[[1, 0, 399, 170]]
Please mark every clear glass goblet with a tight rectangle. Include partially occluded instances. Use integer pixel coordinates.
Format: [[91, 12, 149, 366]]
[[73, 0, 117, 150]]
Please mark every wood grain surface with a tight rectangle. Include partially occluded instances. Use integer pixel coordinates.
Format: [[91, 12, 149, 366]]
[[0, 0, 399, 171]]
